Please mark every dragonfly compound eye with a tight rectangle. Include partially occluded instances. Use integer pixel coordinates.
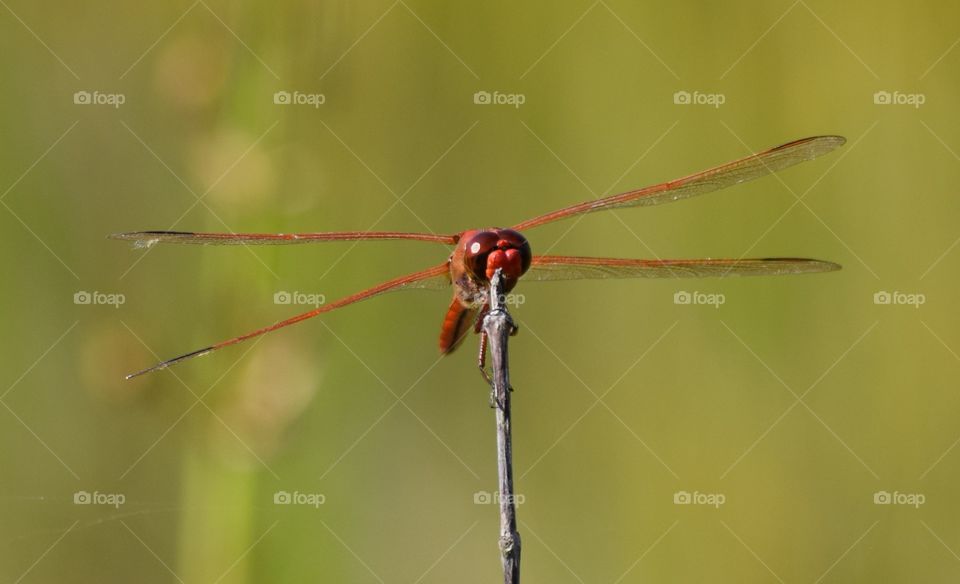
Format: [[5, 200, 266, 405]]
[[462, 231, 499, 281], [461, 228, 532, 287], [492, 229, 532, 276]]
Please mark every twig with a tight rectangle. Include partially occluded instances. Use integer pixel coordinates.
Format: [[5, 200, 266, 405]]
[[482, 269, 521, 584]]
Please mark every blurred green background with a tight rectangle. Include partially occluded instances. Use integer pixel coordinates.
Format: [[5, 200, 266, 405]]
[[2, 1, 959, 582]]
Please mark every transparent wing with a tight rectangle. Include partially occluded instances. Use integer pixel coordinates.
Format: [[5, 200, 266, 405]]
[[126, 262, 451, 379], [110, 230, 458, 248], [513, 136, 845, 231], [526, 255, 841, 280]]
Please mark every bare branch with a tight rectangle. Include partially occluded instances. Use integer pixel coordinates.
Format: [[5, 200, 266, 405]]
[[483, 269, 521, 583]]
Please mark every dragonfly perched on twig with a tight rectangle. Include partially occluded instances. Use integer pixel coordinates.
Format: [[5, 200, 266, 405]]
[[113, 135, 845, 379]]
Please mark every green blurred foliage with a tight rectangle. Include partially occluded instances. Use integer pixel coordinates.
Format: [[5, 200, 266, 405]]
[[2, 1, 959, 582]]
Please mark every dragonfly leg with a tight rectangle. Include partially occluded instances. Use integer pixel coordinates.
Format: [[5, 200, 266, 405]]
[[478, 330, 491, 382], [507, 321, 517, 392], [477, 331, 497, 407], [478, 305, 518, 404]]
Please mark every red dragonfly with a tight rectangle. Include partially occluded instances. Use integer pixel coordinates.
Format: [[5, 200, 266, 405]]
[[114, 135, 845, 379]]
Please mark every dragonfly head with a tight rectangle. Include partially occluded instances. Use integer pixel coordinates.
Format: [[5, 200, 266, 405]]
[[461, 228, 532, 292]]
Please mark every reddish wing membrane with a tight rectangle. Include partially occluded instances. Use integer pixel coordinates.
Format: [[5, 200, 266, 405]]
[[513, 135, 846, 231], [109, 230, 458, 247], [126, 262, 451, 379], [117, 135, 845, 377], [526, 255, 841, 280]]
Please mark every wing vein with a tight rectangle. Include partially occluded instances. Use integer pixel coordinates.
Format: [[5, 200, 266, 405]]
[[513, 135, 845, 231]]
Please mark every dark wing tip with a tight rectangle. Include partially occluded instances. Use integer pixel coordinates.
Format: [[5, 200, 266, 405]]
[[776, 135, 846, 156], [763, 258, 842, 274], [816, 260, 843, 273], [109, 231, 191, 239], [816, 135, 846, 145], [817, 135, 846, 150], [821, 260, 843, 272], [808, 135, 847, 155], [125, 346, 214, 380], [109, 231, 193, 249]]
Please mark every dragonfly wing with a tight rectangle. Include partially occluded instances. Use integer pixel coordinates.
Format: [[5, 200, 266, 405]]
[[513, 136, 845, 231], [526, 255, 841, 280], [126, 262, 451, 379], [110, 230, 458, 247]]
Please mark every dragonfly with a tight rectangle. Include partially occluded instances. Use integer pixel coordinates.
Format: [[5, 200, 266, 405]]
[[113, 135, 845, 379]]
